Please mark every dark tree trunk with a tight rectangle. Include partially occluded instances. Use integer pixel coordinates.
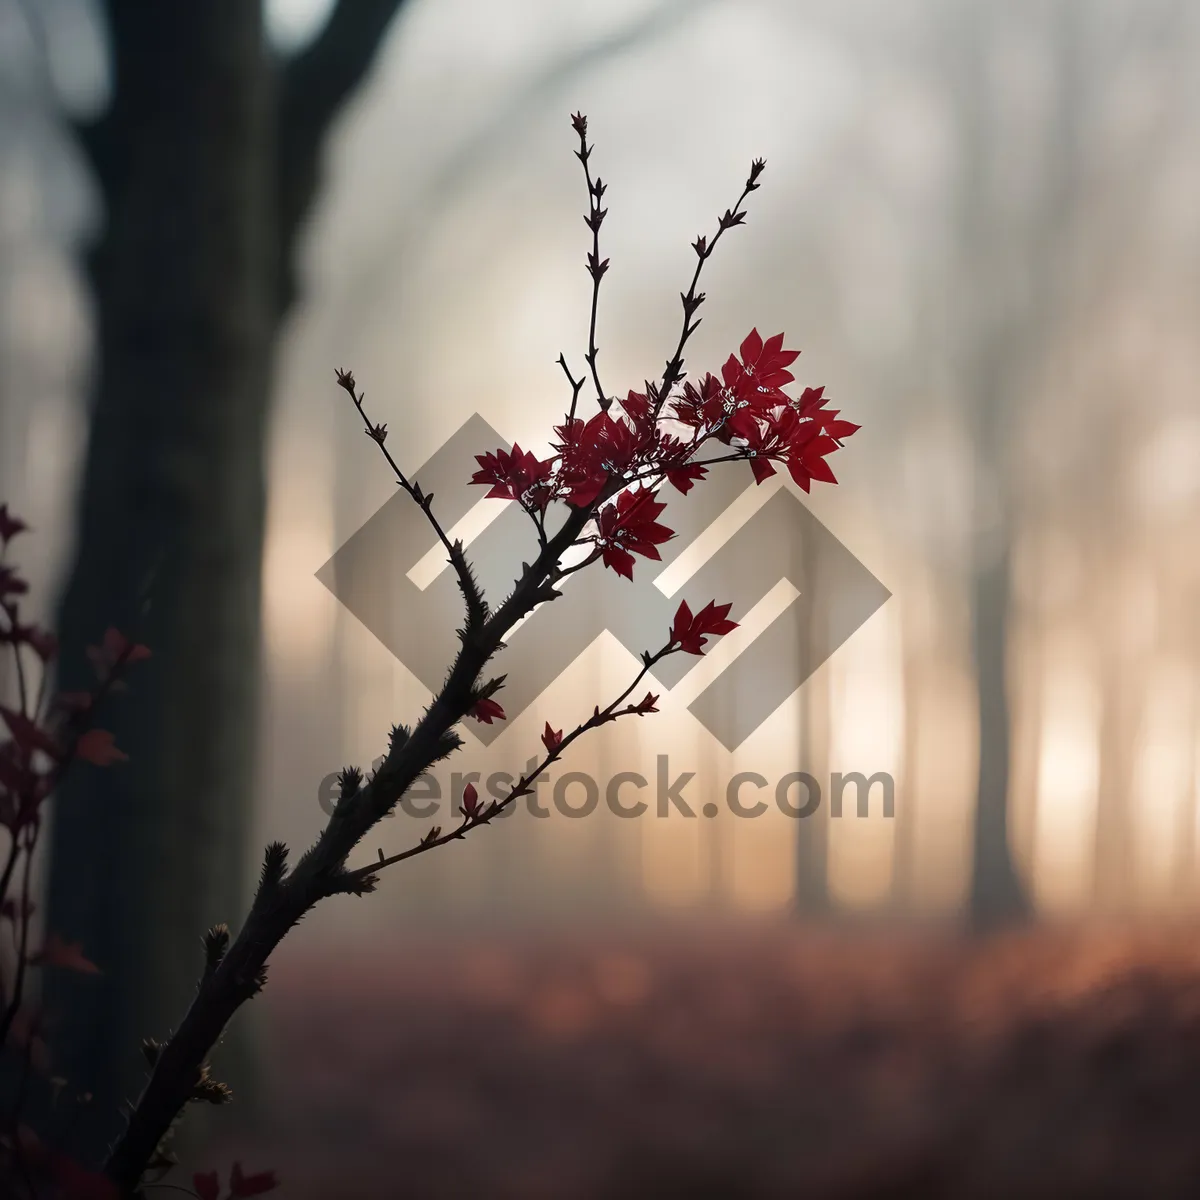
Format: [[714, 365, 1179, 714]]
[[45, 4, 272, 1161], [42, 0, 410, 1163], [966, 536, 1031, 929]]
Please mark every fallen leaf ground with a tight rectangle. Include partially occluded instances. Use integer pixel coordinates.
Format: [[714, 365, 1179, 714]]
[[208, 922, 1200, 1199]]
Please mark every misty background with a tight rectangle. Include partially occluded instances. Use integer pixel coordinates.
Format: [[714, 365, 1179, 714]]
[[1, 0, 1199, 1179], [0, 0, 1198, 946]]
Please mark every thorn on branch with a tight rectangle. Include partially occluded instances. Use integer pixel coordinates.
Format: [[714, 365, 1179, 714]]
[[336, 766, 364, 804], [141, 1038, 162, 1069], [257, 842, 289, 894], [247, 964, 269, 998], [332, 869, 378, 897], [448, 541, 488, 631], [202, 924, 230, 978], [190, 1063, 233, 1106]]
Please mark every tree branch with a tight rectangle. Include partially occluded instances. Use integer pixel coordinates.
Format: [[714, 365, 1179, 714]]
[[101, 497, 595, 1193], [338, 640, 672, 889]]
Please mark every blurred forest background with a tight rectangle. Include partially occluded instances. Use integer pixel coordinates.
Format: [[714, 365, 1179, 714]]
[[0, 0, 1199, 1185]]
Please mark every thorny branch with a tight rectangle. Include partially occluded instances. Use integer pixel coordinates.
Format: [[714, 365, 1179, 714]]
[[30, 112, 857, 1197]]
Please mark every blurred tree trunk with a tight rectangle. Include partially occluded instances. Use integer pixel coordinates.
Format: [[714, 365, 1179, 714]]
[[950, 0, 1030, 931], [43, 0, 409, 1164], [951, 0, 1085, 930], [1093, 611, 1136, 911], [794, 528, 830, 915], [965, 533, 1030, 928], [889, 611, 923, 913]]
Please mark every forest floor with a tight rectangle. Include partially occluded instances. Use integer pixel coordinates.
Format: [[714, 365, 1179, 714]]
[[208, 922, 1200, 1199]]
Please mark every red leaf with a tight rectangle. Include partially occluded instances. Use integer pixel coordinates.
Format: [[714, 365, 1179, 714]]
[[601, 543, 636, 580], [542, 723, 563, 752], [824, 418, 860, 441], [0, 618, 57, 662], [50, 1155, 120, 1199], [0, 705, 62, 759], [32, 932, 100, 974], [229, 1161, 280, 1197], [193, 1171, 222, 1200], [670, 599, 738, 656], [594, 488, 674, 579], [2, 896, 34, 921], [0, 564, 28, 598], [0, 503, 28, 543], [665, 462, 707, 494], [468, 698, 505, 725], [461, 782, 480, 817], [736, 328, 799, 394], [471, 444, 555, 509], [74, 728, 129, 766], [86, 627, 151, 677], [748, 454, 777, 484]]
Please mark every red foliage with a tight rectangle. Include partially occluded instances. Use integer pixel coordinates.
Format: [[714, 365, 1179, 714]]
[[461, 782, 481, 817], [473, 326, 857, 577], [592, 489, 673, 580], [3, 112, 864, 1200], [471, 444, 556, 510], [468, 697, 506, 725], [29, 932, 101, 975], [74, 728, 129, 766], [670, 599, 738, 656], [0, 504, 28, 545], [194, 1163, 278, 1200]]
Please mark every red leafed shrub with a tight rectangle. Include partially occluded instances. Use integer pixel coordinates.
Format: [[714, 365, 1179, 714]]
[[1, 113, 857, 1197], [0, 506, 157, 1196]]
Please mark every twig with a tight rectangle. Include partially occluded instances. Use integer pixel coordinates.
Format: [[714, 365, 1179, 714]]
[[571, 114, 610, 416], [651, 158, 766, 420], [342, 639, 674, 884], [335, 371, 489, 632]]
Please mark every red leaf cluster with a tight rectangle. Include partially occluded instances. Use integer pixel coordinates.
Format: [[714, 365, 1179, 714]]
[[74, 728, 129, 766], [471, 444, 555, 511], [469, 329, 857, 585], [194, 1162, 279, 1200], [674, 331, 859, 491], [592, 488, 673, 580], [29, 932, 100, 975]]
